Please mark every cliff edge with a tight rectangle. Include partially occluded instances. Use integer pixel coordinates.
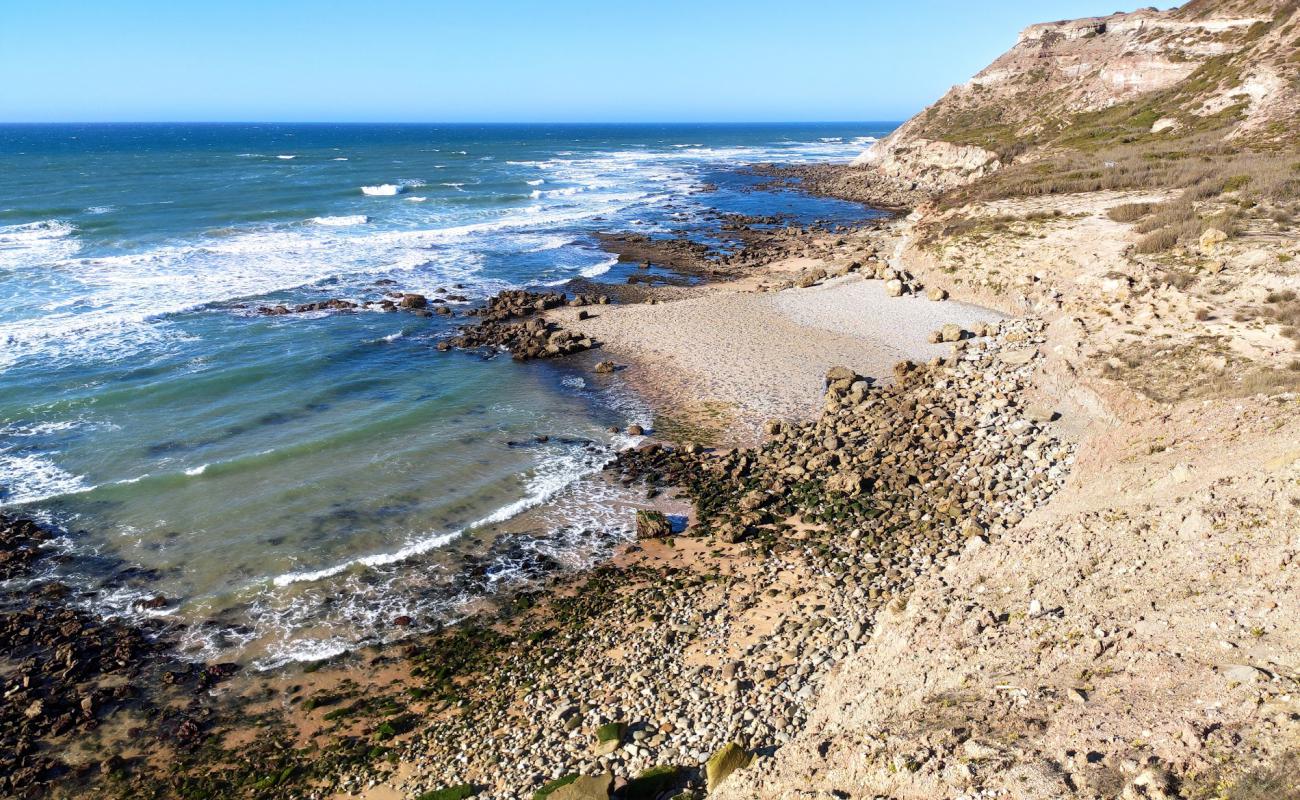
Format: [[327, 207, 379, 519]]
[[856, 0, 1299, 194]]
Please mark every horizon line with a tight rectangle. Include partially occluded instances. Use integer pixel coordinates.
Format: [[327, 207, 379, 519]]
[[0, 119, 904, 126]]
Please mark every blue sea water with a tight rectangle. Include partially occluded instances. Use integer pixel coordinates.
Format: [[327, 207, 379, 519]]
[[0, 122, 893, 666]]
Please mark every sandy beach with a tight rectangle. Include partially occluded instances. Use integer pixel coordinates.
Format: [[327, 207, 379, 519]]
[[555, 275, 1002, 442]]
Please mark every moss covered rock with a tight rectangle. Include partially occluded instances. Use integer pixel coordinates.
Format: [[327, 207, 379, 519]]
[[704, 742, 750, 790]]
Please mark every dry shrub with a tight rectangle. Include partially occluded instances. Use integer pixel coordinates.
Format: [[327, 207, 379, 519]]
[[1135, 227, 1182, 253], [1216, 751, 1300, 800], [1108, 202, 1154, 222], [1135, 199, 1197, 234], [947, 134, 1300, 211]]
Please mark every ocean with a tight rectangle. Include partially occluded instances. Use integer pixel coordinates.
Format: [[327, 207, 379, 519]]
[[0, 122, 893, 667]]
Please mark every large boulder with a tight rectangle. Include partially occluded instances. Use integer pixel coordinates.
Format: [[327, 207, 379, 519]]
[[635, 510, 671, 539], [547, 772, 613, 800]]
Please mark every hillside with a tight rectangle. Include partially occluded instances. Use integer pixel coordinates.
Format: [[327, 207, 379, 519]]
[[712, 2, 1300, 799], [856, 0, 1299, 193]]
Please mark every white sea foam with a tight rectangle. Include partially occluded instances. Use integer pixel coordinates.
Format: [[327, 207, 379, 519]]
[[310, 215, 369, 226], [0, 451, 94, 506], [530, 186, 584, 200], [85, 206, 116, 215], [361, 184, 403, 196], [406, 196, 427, 202], [526, 178, 544, 186], [440, 182, 466, 191], [520, 234, 572, 253], [277, 154, 296, 160], [580, 255, 619, 278], [271, 530, 463, 587], [332, 157, 349, 161], [0, 220, 81, 271], [184, 464, 208, 476], [270, 441, 607, 588], [0, 419, 82, 437]]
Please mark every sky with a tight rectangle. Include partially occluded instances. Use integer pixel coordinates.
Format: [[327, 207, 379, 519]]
[[0, 0, 1136, 123]]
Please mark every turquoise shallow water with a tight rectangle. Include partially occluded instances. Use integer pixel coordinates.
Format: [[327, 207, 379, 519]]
[[0, 123, 893, 666]]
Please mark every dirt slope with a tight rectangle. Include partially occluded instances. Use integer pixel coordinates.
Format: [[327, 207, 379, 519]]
[[714, 1, 1300, 797]]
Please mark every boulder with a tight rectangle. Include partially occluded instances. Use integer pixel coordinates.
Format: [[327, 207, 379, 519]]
[[927, 286, 949, 301], [796, 268, 827, 288], [1199, 227, 1228, 254], [941, 323, 964, 343], [399, 294, 428, 309], [547, 773, 613, 800], [593, 361, 616, 374], [825, 366, 857, 384], [826, 471, 865, 496], [622, 766, 681, 800], [635, 510, 671, 539], [884, 278, 905, 297], [626, 424, 645, 436], [705, 742, 751, 791]]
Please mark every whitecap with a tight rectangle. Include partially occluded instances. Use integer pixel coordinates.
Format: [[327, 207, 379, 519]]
[[440, 182, 466, 191], [526, 179, 544, 186], [361, 184, 403, 196], [332, 157, 349, 161], [184, 464, 208, 476], [406, 196, 427, 202], [310, 215, 369, 226], [580, 255, 618, 278], [277, 154, 296, 160], [85, 206, 115, 215], [272, 530, 463, 587]]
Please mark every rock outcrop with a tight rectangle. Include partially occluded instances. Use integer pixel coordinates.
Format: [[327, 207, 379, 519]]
[[855, 0, 1300, 192]]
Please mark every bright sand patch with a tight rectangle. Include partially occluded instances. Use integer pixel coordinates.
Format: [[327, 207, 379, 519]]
[[554, 275, 1002, 442]]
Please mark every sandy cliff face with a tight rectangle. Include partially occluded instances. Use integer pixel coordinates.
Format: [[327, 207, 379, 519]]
[[859, 0, 1299, 193]]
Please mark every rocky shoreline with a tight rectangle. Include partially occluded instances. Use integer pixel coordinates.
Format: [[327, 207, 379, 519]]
[[0, 156, 1075, 800]]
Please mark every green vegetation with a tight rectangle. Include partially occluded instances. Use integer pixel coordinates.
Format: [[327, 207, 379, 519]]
[[416, 785, 479, 800], [625, 766, 684, 800], [532, 774, 579, 799], [596, 721, 625, 743]]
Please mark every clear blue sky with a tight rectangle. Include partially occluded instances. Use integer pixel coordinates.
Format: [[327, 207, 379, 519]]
[[0, 0, 1133, 122]]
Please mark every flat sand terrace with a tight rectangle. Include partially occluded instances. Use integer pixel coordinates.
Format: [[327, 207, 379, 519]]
[[555, 275, 1003, 441]]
